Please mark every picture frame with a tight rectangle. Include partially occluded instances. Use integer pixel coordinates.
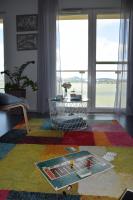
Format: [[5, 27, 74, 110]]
[[17, 33, 38, 51], [16, 14, 38, 32]]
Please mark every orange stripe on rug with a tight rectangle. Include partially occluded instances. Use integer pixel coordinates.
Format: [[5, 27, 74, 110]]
[[14, 122, 25, 129], [13, 118, 25, 129], [94, 131, 111, 146]]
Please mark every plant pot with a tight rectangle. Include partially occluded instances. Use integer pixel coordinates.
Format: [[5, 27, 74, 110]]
[[6, 89, 26, 98]]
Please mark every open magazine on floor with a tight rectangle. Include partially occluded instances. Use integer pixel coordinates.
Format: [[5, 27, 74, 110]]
[[35, 150, 113, 191]]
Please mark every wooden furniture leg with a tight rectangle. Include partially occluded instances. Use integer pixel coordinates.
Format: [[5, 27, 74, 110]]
[[0, 104, 30, 134]]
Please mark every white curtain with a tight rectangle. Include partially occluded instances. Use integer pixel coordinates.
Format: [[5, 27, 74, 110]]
[[126, 0, 133, 115], [37, 0, 58, 113], [115, 0, 132, 114]]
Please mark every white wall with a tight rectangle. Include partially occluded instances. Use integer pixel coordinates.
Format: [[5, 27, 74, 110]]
[[0, 0, 121, 111], [0, 0, 38, 111]]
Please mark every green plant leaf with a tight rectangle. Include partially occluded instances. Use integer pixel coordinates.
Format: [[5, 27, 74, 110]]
[[1, 61, 37, 92]]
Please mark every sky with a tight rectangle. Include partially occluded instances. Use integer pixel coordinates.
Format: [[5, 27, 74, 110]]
[[56, 18, 120, 80]]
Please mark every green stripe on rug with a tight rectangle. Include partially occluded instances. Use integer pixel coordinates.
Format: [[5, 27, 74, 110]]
[[28, 118, 63, 137], [0, 144, 78, 194], [0, 144, 132, 199], [106, 147, 133, 174]]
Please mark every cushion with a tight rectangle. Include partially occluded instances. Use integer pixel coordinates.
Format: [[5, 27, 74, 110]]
[[0, 93, 24, 106]]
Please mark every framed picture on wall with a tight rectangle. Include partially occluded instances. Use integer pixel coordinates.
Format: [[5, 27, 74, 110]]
[[17, 33, 38, 50], [16, 14, 38, 32]]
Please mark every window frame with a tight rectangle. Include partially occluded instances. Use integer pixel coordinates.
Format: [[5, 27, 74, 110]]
[[89, 9, 125, 112], [56, 9, 127, 113]]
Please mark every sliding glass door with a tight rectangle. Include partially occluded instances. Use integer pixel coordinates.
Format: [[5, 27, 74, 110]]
[[56, 10, 126, 112], [95, 13, 121, 111], [56, 14, 88, 99]]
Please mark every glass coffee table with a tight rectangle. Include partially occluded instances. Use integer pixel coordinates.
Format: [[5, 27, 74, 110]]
[[49, 97, 90, 131]]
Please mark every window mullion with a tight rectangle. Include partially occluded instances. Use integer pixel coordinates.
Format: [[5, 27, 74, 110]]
[[88, 10, 96, 111]]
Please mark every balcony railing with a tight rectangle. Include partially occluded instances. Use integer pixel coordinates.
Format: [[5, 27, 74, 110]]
[[56, 69, 127, 108]]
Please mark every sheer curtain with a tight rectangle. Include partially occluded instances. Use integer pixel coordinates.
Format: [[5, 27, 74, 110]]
[[115, 0, 133, 115], [126, 0, 133, 115], [37, 0, 59, 113]]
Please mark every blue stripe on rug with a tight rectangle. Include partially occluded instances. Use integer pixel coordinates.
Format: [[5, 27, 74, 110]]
[[8, 191, 80, 200], [0, 129, 26, 143], [40, 119, 53, 130], [0, 143, 16, 159]]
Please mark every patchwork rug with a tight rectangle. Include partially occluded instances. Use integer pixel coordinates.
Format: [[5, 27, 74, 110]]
[[0, 190, 80, 200], [0, 144, 133, 199], [0, 119, 133, 199], [1, 118, 133, 146], [0, 190, 117, 200]]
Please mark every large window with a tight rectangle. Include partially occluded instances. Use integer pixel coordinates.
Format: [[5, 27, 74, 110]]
[[96, 14, 121, 108], [56, 11, 126, 112], [56, 15, 88, 98]]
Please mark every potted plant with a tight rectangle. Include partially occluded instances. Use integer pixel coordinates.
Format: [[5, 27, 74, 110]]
[[1, 61, 37, 98]]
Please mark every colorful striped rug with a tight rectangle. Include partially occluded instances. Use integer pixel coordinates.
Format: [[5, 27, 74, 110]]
[[0, 190, 117, 200], [0, 190, 80, 200], [0, 119, 133, 199], [1, 118, 133, 146], [0, 144, 133, 199]]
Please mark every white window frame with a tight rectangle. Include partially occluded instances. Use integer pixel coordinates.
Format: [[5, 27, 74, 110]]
[[88, 9, 122, 113], [56, 9, 123, 113]]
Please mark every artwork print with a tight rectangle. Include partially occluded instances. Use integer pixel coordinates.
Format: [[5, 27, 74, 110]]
[[17, 34, 37, 50], [16, 14, 38, 32]]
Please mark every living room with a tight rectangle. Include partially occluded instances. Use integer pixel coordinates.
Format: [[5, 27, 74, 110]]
[[0, 0, 133, 199]]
